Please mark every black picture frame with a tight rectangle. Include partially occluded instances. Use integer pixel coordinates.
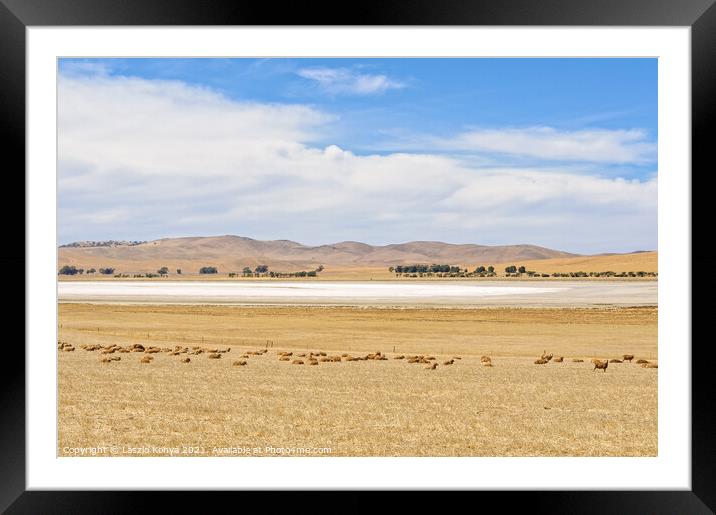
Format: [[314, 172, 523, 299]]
[[2, 0, 711, 512]]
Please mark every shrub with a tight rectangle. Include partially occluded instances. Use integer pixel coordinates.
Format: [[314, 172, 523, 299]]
[[99, 267, 115, 275], [58, 265, 79, 275], [199, 266, 218, 274]]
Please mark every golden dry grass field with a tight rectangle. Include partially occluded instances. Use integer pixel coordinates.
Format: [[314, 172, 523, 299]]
[[58, 304, 657, 457], [58, 251, 657, 281]]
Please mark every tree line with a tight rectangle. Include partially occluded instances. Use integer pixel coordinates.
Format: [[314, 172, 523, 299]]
[[389, 264, 497, 278], [60, 264, 326, 278], [389, 264, 657, 278], [58, 265, 113, 275]]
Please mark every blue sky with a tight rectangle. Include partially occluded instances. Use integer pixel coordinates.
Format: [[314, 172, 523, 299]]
[[58, 58, 657, 253]]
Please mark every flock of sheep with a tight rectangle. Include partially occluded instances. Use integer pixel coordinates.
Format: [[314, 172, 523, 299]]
[[57, 340, 656, 371], [533, 350, 657, 371]]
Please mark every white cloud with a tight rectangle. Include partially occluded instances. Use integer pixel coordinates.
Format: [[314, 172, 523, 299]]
[[296, 67, 405, 95], [58, 73, 656, 253], [432, 126, 656, 164]]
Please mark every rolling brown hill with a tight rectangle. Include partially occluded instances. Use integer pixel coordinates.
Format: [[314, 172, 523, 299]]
[[58, 235, 579, 274]]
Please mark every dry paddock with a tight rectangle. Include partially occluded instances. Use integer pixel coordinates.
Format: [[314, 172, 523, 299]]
[[58, 304, 657, 457]]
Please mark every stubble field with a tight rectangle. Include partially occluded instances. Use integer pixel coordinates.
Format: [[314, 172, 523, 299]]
[[58, 304, 657, 457]]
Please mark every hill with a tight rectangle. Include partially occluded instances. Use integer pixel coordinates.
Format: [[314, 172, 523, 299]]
[[57, 235, 578, 275], [490, 251, 658, 275]]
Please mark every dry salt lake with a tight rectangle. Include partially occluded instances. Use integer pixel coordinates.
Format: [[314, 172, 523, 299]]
[[58, 280, 657, 307]]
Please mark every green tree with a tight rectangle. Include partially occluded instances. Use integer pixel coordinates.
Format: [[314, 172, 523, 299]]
[[518, 266, 526, 274], [505, 265, 517, 274], [158, 266, 169, 276], [199, 266, 218, 274], [176, 269, 182, 274], [58, 265, 78, 275]]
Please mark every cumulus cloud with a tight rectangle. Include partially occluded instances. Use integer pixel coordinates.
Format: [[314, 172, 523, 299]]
[[296, 67, 405, 95], [432, 126, 656, 164], [58, 73, 657, 253]]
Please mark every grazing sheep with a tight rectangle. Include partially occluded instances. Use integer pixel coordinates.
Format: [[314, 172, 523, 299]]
[[232, 360, 247, 366], [480, 356, 492, 363], [572, 358, 584, 363], [425, 363, 438, 370], [207, 348, 218, 353], [109, 356, 121, 361], [482, 361, 493, 367], [609, 359, 623, 363], [279, 356, 290, 361], [593, 359, 609, 372], [534, 359, 548, 365], [207, 353, 222, 359], [309, 360, 319, 366], [140, 356, 152, 364], [394, 355, 405, 360], [319, 357, 331, 362], [181, 357, 191, 363], [453, 356, 462, 360], [297, 353, 306, 357], [292, 359, 304, 365], [641, 362, 658, 368], [240, 354, 250, 359], [63, 346, 75, 352], [635, 359, 649, 364], [622, 354, 634, 362], [319, 352, 327, 357], [443, 359, 455, 366], [101, 349, 115, 354], [341, 353, 349, 357], [553, 356, 564, 363], [99, 358, 112, 363]]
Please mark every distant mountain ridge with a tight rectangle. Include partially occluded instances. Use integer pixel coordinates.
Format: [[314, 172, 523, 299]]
[[58, 234, 579, 273]]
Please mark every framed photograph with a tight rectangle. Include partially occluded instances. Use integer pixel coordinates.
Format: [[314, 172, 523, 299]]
[[5, 0, 712, 511]]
